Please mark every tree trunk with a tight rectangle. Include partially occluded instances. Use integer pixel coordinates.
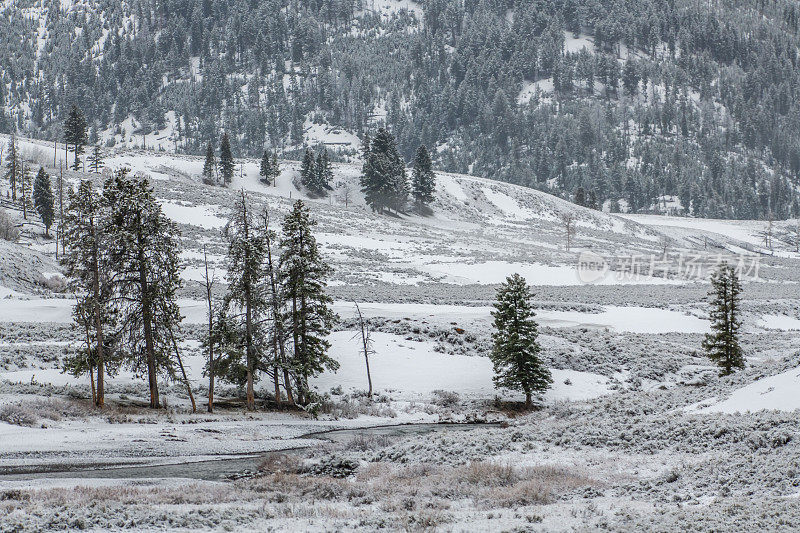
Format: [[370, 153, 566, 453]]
[[91, 222, 105, 408], [355, 303, 373, 398], [525, 392, 532, 409], [138, 220, 159, 409], [170, 327, 196, 413], [203, 247, 215, 413]]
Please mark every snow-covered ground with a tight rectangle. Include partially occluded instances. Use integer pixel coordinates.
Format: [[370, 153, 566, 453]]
[[2, 134, 800, 530]]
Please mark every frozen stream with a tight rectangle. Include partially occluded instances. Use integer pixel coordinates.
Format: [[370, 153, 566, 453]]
[[0, 423, 496, 482]]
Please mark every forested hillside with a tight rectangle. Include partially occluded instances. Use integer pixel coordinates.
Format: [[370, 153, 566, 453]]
[[1, 0, 800, 219]]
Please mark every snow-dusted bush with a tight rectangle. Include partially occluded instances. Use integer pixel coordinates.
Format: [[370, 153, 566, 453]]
[[0, 209, 19, 242], [0, 404, 38, 426]]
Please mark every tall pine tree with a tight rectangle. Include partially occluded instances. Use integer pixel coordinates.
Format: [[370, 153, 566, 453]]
[[87, 145, 104, 174], [33, 167, 55, 236], [219, 133, 234, 186], [279, 200, 338, 405], [64, 105, 88, 171], [490, 274, 552, 408], [202, 142, 217, 184], [702, 263, 745, 376], [4, 135, 19, 202], [223, 191, 269, 410], [360, 128, 406, 213], [61, 180, 115, 407], [411, 145, 435, 214], [103, 170, 183, 408], [300, 148, 316, 192]]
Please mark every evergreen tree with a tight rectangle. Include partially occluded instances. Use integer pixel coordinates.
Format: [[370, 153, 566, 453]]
[[260, 150, 273, 185], [33, 167, 55, 236], [223, 191, 269, 410], [315, 149, 333, 194], [4, 135, 19, 202], [300, 148, 316, 192], [490, 274, 552, 408], [411, 145, 435, 214], [103, 169, 183, 408], [219, 133, 234, 185], [20, 164, 32, 220], [64, 105, 88, 171], [360, 128, 406, 213], [271, 152, 280, 185], [702, 263, 745, 376], [279, 200, 338, 405], [202, 142, 217, 184], [87, 145, 104, 174], [61, 180, 116, 407]]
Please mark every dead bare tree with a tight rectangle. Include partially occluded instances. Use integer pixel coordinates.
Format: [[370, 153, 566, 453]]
[[561, 213, 576, 251], [354, 302, 374, 398]]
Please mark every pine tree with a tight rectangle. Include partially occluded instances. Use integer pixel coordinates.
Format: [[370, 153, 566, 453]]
[[314, 149, 333, 196], [103, 170, 183, 408], [279, 200, 338, 405], [64, 105, 88, 171], [411, 145, 435, 214], [33, 167, 55, 236], [702, 263, 745, 376], [87, 145, 104, 174], [61, 180, 116, 407], [20, 163, 32, 220], [202, 142, 217, 185], [490, 274, 552, 408], [219, 133, 234, 185], [360, 128, 406, 213], [224, 191, 269, 410], [4, 135, 19, 202], [271, 152, 280, 185], [300, 148, 316, 192], [260, 150, 272, 185]]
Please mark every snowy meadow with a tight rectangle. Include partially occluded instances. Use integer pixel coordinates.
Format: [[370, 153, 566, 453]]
[[1, 135, 800, 530]]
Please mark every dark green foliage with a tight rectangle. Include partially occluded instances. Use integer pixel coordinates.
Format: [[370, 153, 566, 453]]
[[222, 191, 269, 409], [411, 145, 435, 214], [87, 145, 104, 174], [279, 200, 338, 405], [102, 170, 183, 408], [300, 148, 316, 191], [4, 135, 19, 202], [702, 264, 745, 376], [61, 180, 117, 406], [64, 106, 87, 171], [360, 128, 407, 213], [299, 148, 332, 197], [2, 0, 800, 219], [202, 142, 217, 185], [490, 274, 552, 408], [219, 133, 234, 186], [260, 150, 279, 185], [33, 167, 54, 236]]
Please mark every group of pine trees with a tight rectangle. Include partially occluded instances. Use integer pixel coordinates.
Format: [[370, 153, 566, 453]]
[[61, 170, 184, 408], [3, 135, 56, 236], [488, 261, 746, 409], [259, 150, 280, 186], [360, 129, 436, 214], [59, 164, 337, 410], [202, 133, 235, 186], [206, 196, 336, 410], [299, 148, 333, 197]]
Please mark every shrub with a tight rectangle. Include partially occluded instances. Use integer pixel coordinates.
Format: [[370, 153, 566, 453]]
[[0, 404, 38, 426], [0, 209, 20, 242]]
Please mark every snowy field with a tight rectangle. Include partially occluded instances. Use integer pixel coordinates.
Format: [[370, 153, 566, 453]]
[[2, 135, 800, 530]]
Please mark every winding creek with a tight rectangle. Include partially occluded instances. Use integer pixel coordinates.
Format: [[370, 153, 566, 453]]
[[0, 423, 497, 482]]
